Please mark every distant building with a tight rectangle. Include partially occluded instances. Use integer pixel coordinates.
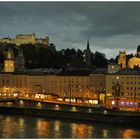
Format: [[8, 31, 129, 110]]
[[107, 63, 120, 74], [118, 50, 126, 69], [84, 40, 92, 67], [4, 46, 15, 72], [0, 33, 49, 46], [118, 46, 140, 69], [15, 48, 25, 72], [128, 45, 140, 69]]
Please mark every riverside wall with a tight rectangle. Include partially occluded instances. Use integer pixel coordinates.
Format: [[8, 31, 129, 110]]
[[0, 99, 139, 127]]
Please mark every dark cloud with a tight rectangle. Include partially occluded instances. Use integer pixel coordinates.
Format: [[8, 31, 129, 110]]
[[0, 2, 140, 58]]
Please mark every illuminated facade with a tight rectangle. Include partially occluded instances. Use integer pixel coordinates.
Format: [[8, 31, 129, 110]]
[[0, 33, 49, 46], [0, 70, 140, 109], [0, 72, 99, 104], [128, 57, 140, 68], [118, 45, 140, 69], [89, 74, 106, 103], [4, 47, 15, 72], [106, 73, 140, 109], [0, 73, 31, 97], [127, 46, 140, 69], [118, 50, 126, 69]]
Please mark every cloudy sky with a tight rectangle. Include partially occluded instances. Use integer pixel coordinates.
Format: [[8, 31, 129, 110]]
[[0, 2, 140, 59]]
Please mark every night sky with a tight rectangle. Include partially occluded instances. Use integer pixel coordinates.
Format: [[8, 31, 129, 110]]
[[0, 2, 140, 58]]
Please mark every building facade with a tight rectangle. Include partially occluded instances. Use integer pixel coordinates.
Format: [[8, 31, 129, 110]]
[[0, 70, 140, 110], [4, 46, 15, 72], [0, 33, 49, 46], [118, 50, 126, 69], [106, 73, 140, 110], [107, 63, 120, 74]]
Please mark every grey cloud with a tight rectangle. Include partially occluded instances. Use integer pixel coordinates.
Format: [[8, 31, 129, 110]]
[[0, 2, 140, 58]]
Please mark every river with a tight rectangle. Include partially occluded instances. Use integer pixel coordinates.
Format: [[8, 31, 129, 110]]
[[0, 114, 139, 138]]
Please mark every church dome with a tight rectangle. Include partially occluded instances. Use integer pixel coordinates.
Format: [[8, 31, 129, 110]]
[[128, 56, 140, 68]]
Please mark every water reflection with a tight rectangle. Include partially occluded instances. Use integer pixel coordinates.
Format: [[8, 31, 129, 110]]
[[71, 123, 91, 138], [36, 119, 49, 137], [87, 125, 94, 138], [54, 120, 61, 138], [2, 117, 13, 138], [102, 129, 109, 138], [122, 129, 137, 138], [0, 115, 139, 138], [18, 118, 25, 137]]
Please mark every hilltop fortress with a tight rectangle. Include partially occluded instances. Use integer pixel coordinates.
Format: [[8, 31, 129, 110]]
[[0, 33, 49, 46]]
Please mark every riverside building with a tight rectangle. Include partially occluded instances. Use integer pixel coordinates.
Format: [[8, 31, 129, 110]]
[[0, 70, 98, 104], [106, 69, 140, 110]]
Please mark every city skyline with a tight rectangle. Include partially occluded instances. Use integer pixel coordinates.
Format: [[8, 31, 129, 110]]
[[0, 2, 140, 58]]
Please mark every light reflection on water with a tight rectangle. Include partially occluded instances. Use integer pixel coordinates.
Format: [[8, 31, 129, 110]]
[[0, 114, 139, 138]]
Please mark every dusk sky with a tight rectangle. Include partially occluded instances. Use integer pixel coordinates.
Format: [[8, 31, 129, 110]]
[[0, 2, 140, 58]]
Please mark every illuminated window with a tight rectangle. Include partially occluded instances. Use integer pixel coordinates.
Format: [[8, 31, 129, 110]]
[[112, 100, 115, 105], [112, 66, 114, 69], [116, 76, 119, 80]]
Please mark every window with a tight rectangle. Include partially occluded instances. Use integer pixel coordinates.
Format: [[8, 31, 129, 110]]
[[112, 92, 114, 96], [121, 92, 124, 96]]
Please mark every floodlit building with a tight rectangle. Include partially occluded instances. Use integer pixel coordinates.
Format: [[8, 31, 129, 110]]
[[89, 73, 106, 104], [0, 33, 49, 46], [106, 70, 140, 110], [118, 45, 140, 69], [4, 46, 15, 72], [118, 50, 126, 69]]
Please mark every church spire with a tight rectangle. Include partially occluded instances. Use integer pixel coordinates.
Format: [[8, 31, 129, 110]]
[[84, 39, 92, 68], [87, 39, 91, 52]]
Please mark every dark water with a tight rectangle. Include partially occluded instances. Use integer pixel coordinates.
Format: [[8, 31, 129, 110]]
[[0, 114, 140, 138]]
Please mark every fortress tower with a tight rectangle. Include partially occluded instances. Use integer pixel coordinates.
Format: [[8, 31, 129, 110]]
[[4, 46, 15, 72], [118, 50, 126, 69]]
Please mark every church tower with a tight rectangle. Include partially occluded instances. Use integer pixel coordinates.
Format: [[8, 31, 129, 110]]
[[15, 48, 25, 72], [84, 40, 92, 67], [4, 46, 15, 72], [118, 50, 126, 69]]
